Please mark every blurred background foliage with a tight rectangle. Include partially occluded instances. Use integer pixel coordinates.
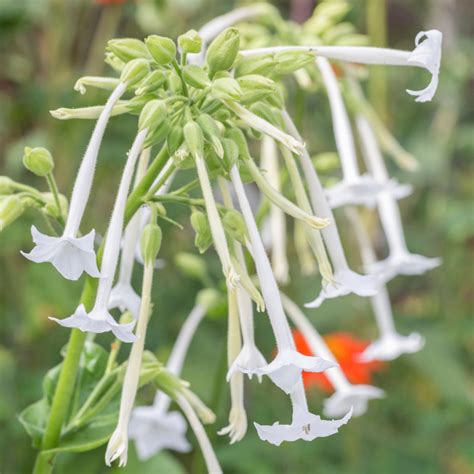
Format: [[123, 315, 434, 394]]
[[0, 0, 473, 473]]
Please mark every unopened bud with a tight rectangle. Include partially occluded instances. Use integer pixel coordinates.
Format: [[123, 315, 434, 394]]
[[205, 28, 240, 77], [120, 58, 150, 88], [107, 38, 149, 63], [222, 208, 247, 243], [140, 222, 162, 265], [196, 288, 221, 312], [175, 252, 208, 282], [145, 35, 176, 65], [182, 65, 210, 89], [235, 54, 276, 77], [238, 74, 276, 104], [196, 114, 223, 158], [226, 128, 251, 161], [190, 208, 212, 253], [178, 29, 202, 54], [138, 99, 167, 132], [135, 70, 167, 95], [274, 51, 314, 74], [222, 138, 239, 171], [23, 147, 54, 177], [0, 195, 24, 232], [0, 177, 15, 194], [167, 126, 184, 155], [183, 121, 204, 158], [212, 77, 241, 101]]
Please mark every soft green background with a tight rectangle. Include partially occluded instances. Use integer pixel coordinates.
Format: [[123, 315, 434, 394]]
[[0, 1, 472, 473]]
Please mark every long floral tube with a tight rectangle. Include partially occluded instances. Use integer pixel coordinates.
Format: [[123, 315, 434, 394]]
[[176, 394, 223, 474], [105, 256, 155, 467], [230, 165, 335, 394], [22, 82, 127, 280], [241, 30, 442, 102]]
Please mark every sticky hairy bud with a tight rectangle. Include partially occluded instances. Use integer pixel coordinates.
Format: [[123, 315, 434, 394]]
[[140, 222, 162, 265], [120, 58, 150, 87], [23, 147, 54, 176], [178, 29, 202, 54], [190, 209, 212, 253], [107, 38, 149, 63], [135, 70, 167, 95], [145, 35, 177, 65], [212, 77, 241, 101], [182, 65, 210, 89], [138, 99, 167, 132], [222, 208, 247, 243], [205, 28, 240, 77], [183, 121, 204, 158]]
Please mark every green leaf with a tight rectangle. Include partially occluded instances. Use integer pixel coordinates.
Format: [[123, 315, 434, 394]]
[[18, 397, 50, 448]]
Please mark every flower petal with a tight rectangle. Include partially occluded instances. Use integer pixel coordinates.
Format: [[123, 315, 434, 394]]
[[359, 332, 425, 362], [323, 385, 385, 418]]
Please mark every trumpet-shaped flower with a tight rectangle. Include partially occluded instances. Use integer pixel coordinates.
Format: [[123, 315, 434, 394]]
[[356, 114, 441, 281], [22, 82, 127, 280], [230, 166, 334, 394], [282, 294, 384, 418], [360, 330, 424, 362], [255, 379, 352, 446], [50, 129, 147, 342], [241, 30, 443, 102]]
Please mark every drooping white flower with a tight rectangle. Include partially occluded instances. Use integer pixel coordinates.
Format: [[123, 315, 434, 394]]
[[50, 129, 147, 342], [282, 111, 379, 307], [261, 136, 289, 284], [241, 30, 443, 102], [230, 166, 334, 394], [281, 293, 384, 418], [130, 300, 208, 459], [346, 208, 425, 363], [105, 423, 129, 467], [22, 83, 127, 280], [356, 115, 441, 282], [255, 378, 352, 446]]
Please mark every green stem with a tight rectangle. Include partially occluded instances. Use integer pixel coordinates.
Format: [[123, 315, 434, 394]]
[[172, 59, 189, 97], [33, 145, 170, 474], [145, 162, 176, 199], [45, 173, 65, 227]]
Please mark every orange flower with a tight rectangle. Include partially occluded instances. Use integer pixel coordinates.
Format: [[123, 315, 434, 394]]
[[293, 330, 384, 392]]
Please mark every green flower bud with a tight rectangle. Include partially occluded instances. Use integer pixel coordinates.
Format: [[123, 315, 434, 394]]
[[0, 195, 24, 232], [196, 114, 223, 158], [222, 138, 239, 172], [235, 54, 276, 77], [178, 29, 202, 54], [171, 147, 194, 169], [167, 70, 183, 95], [225, 128, 251, 161], [120, 58, 150, 87], [138, 99, 167, 132], [182, 65, 210, 89], [167, 126, 184, 156], [274, 51, 314, 75], [205, 28, 240, 77], [175, 252, 208, 282], [135, 70, 167, 95], [145, 35, 176, 65], [196, 288, 222, 312], [41, 192, 68, 219], [237, 74, 276, 104], [212, 77, 241, 101], [0, 177, 16, 194], [23, 147, 54, 177], [183, 121, 204, 158], [222, 208, 247, 243], [140, 222, 162, 266], [107, 38, 149, 63], [144, 120, 171, 148], [190, 208, 213, 253]]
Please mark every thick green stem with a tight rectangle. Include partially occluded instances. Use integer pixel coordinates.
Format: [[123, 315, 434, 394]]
[[33, 145, 170, 474]]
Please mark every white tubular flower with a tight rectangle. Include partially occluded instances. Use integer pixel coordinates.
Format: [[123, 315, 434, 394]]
[[50, 129, 148, 342], [129, 302, 207, 459], [224, 101, 306, 156], [356, 116, 441, 281], [316, 57, 394, 208], [109, 148, 151, 319], [74, 76, 120, 95], [282, 111, 379, 308], [176, 394, 223, 474], [50, 102, 130, 120], [346, 208, 425, 362], [22, 83, 127, 280], [218, 288, 247, 444], [230, 166, 335, 394], [105, 425, 128, 467], [261, 137, 289, 284], [241, 30, 443, 102], [255, 378, 352, 446], [281, 293, 384, 418]]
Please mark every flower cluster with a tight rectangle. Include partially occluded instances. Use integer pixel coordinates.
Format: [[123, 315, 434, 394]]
[[1, 1, 443, 472]]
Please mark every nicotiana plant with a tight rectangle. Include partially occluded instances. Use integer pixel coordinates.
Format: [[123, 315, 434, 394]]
[[0, 2, 442, 472]]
